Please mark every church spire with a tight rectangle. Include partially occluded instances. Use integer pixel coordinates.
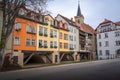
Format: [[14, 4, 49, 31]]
[[77, 0, 82, 16]]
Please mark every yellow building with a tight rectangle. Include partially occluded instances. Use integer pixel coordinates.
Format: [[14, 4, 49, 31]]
[[36, 14, 59, 64]]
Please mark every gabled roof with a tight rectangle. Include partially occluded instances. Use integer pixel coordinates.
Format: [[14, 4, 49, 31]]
[[57, 14, 78, 27], [79, 23, 96, 34], [99, 19, 112, 25], [115, 21, 120, 26]]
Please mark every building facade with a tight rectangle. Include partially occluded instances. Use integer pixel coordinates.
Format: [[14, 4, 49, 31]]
[[96, 19, 120, 60]]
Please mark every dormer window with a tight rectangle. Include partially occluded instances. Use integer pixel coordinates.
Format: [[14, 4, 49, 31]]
[[50, 20, 54, 26], [55, 20, 58, 27], [60, 22, 62, 28], [45, 18, 48, 24]]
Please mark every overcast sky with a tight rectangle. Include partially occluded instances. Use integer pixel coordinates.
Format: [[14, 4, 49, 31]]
[[47, 0, 120, 29]]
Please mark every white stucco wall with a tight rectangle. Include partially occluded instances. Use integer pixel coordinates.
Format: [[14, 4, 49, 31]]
[[97, 29, 120, 59]]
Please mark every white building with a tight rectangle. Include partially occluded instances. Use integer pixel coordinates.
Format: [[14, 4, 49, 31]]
[[96, 19, 120, 60]]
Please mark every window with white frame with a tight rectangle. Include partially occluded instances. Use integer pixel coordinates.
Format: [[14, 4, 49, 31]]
[[45, 18, 48, 24], [64, 34, 68, 40], [54, 41, 57, 47], [50, 20, 54, 25], [26, 38, 30, 46], [60, 42, 62, 48], [74, 36, 76, 41], [50, 29, 53, 37], [15, 22, 21, 30], [105, 33, 108, 38], [55, 20, 57, 27], [54, 30, 57, 38], [64, 43, 68, 49], [99, 50, 102, 56], [98, 34, 101, 39], [31, 27, 36, 33], [99, 42, 102, 47], [14, 36, 20, 45], [31, 39, 35, 46], [50, 41, 53, 47], [39, 26, 43, 34], [44, 40, 47, 47], [60, 22, 62, 28], [105, 50, 110, 56], [39, 40, 42, 47], [26, 24, 31, 32], [60, 32, 62, 39], [116, 40, 120, 46], [115, 31, 120, 37], [105, 41, 109, 47], [44, 28, 48, 35]]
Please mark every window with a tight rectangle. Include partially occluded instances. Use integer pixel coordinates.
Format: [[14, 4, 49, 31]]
[[50, 41, 53, 48], [74, 36, 76, 41], [74, 45, 76, 49], [44, 41, 47, 47], [105, 41, 109, 47], [32, 39, 35, 46], [64, 34, 68, 40], [98, 34, 101, 39], [50, 29, 53, 37], [64, 43, 68, 49], [26, 38, 30, 46], [15, 22, 21, 30], [60, 32, 62, 39], [54, 30, 57, 38], [31, 27, 36, 33], [26, 24, 31, 32], [60, 22, 62, 28], [105, 33, 108, 38], [99, 50, 102, 56], [45, 18, 48, 24], [55, 20, 58, 27], [105, 50, 110, 56], [99, 42, 102, 47], [74, 29, 76, 33], [60, 42, 62, 48], [44, 28, 48, 35], [39, 40, 42, 47], [39, 26, 43, 34], [14, 37, 20, 45], [50, 20, 54, 25], [116, 41, 120, 46], [115, 31, 120, 37], [54, 41, 57, 48]]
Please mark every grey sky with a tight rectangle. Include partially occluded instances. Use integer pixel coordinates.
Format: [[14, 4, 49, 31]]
[[48, 0, 120, 29]]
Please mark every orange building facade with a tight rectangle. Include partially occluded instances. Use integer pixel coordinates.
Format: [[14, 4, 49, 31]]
[[13, 17, 37, 51]]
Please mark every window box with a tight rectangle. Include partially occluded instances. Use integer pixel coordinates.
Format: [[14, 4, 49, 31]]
[[44, 46, 48, 48], [50, 24, 54, 27], [39, 46, 43, 48], [70, 48, 74, 50], [44, 23, 48, 25], [50, 35, 54, 38], [50, 46, 53, 48], [39, 33, 43, 36], [44, 34, 48, 37], [54, 46, 57, 48]]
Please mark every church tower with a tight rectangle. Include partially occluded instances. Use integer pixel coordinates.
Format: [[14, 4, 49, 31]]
[[74, 1, 84, 24]]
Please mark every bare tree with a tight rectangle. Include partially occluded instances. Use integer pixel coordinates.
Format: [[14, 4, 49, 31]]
[[0, 0, 52, 70]]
